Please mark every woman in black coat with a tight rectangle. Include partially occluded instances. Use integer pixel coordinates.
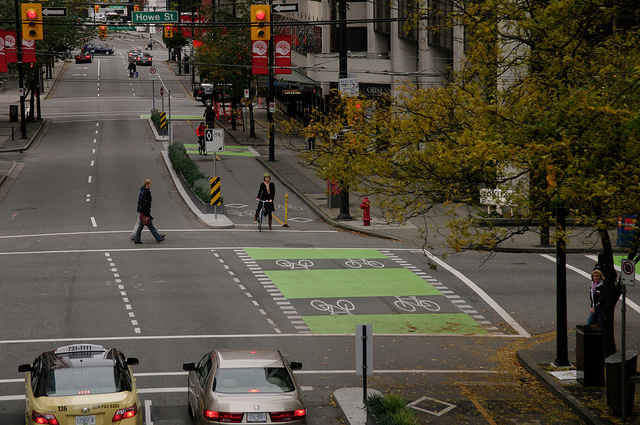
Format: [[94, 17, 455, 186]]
[[255, 173, 275, 230]]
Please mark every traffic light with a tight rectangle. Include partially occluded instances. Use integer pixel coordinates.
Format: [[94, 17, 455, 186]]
[[133, 4, 139, 11], [99, 25, 107, 39], [94, 4, 100, 13], [21, 3, 43, 40], [164, 24, 173, 38], [250, 5, 270, 40]]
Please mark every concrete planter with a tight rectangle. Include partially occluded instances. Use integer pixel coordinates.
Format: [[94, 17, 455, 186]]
[[176, 172, 224, 215]]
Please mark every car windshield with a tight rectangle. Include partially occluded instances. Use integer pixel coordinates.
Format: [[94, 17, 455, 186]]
[[215, 367, 294, 394], [35, 365, 132, 397]]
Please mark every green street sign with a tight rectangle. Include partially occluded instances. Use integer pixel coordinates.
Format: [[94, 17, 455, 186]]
[[132, 11, 178, 23]]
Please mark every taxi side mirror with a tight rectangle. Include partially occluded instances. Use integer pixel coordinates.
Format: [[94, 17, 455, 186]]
[[126, 358, 139, 366], [18, 364, 32, 373]]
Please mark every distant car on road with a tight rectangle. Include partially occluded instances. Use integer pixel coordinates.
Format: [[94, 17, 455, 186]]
[[135, 52, 153, 66], [83, 43, 114, 55], [18, 343, 142, 425], [128, 49, 142, 61], [183, 349, 307, 425], [75, 50, 92, 63]]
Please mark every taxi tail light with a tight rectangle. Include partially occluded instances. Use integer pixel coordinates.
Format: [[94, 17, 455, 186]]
[[203, 410, 243, 422], [31, 411, 59, 425], [112, 403, 138, 421], [271, 409, 306, 422]]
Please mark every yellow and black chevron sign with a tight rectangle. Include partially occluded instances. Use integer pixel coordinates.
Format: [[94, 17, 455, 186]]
[[210, 177, 221, 206], [159, 112, 167, 129]]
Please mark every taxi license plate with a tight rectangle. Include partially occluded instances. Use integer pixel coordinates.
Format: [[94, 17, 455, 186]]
[[246, 412, 267, 422], [76, 415, 96, 425]]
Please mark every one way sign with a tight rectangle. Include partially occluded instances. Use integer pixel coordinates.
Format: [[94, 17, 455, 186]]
[[205, 128, 224, 153], [272, 3, 298, 13]]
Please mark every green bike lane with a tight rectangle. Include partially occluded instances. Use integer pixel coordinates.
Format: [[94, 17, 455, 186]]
[[238, 248, 509, 336]]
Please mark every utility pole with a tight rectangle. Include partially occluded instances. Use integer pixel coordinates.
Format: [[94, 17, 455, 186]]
[[337, 0, 352, 219]]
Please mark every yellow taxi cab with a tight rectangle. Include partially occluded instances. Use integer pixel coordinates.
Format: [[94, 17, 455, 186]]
[[18, 343, 142, 425]]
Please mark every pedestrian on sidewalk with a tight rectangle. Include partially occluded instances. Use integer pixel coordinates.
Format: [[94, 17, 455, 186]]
[[255, 173, 275, 230], [196, 122, 207, 155], [204, 105, 215, 128], [134, 179, 165, 244], [306, 119, 316, 150], [587, 269, 606, 328]]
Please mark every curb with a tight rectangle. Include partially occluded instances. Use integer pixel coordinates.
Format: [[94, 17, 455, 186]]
[[516, 349, 606, 425]]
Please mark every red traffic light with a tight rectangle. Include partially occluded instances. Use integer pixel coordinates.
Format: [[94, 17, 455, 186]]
[[26, 8, 38, 19], [255, 9, 266, 21]]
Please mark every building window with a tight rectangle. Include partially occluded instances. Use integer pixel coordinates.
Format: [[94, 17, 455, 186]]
[[374, 0, 390, 34], [398, 0, 419, 41], [427, 0, 453, 52], [347, 27, 367, 52]]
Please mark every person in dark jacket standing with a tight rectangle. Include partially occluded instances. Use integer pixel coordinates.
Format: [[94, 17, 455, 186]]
[[254, 173, 275, 230], [204, 105, 215, 128], [587, 269, 606, 328], [134, 179, 165, 244]]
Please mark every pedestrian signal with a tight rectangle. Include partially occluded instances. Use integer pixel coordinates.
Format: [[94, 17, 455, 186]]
[[250, 5, 270, 40], [21, 3, 43, 40]]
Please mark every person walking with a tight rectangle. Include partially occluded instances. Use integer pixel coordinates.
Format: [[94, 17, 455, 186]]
[[130, 183, 146, 240], [587, 269, 606, 328], [305, 119, 316, 150], [128, 60, 137, 78], [254, 173, 275, 230], [204, 105, 215, 128], [134, 179, 165, 244]]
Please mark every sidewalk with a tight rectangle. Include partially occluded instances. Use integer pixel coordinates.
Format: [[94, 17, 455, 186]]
[[0, 48, 636, 425]]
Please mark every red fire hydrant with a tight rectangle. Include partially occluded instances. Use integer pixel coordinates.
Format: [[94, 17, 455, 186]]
[[360, 196, 371, 226]]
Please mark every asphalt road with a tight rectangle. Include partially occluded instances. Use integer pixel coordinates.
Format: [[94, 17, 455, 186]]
[[1, 33, 639, 425]]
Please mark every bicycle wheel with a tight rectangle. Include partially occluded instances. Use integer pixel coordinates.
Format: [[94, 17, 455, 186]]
[[257, 208, 264, 231]]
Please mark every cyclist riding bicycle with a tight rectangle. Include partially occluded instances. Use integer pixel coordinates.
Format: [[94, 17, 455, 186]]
[[254, 173, 275, 230]]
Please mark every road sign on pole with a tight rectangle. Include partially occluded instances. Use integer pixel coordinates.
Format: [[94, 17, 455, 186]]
[[148, 67, 157, 79], [205, 128, 224, 153], [132, 11, 178, 23], [621, 259, 636, 286], [272, 3, 298, 13]]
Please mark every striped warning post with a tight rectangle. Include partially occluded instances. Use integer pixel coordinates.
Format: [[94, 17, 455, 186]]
[[159, 112, 167, 129], [210, 177, 221, 206]]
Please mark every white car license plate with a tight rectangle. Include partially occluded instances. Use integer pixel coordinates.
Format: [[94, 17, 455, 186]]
[[76, 415, 96, 425], [246, 412, 267, 422]]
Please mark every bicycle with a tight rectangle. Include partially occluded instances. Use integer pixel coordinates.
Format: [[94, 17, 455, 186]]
[[393, 296, 441, 312], [256, 200, 271, 232], [344, 259, 385, 269]]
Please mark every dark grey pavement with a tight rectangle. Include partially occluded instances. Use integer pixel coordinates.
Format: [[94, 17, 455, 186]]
[[0, 41, 635, 425]]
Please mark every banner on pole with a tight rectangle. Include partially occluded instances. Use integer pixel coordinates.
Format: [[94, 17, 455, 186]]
[[274, 35, 291, 74], [251, 40, 268, 75]]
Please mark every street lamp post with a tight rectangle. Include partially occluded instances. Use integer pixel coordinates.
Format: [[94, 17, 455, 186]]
[[337, 0, 352, 220]]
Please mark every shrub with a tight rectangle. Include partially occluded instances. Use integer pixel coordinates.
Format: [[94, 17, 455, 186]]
[[151, 110, 162, 130], [364, 393, 417, 425], [168, 143, 209, 203]]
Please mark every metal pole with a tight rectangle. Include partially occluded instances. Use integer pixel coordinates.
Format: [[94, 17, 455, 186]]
[[336, 0, 352, 220], [168, 89, 173, 145], [621, 285, 627, 421], [267, 0, 275, 162], [14, 0, 27, 138], [555, 204, 570, 366], [151, 79, 156, 111], [362, 324, 368, 403]]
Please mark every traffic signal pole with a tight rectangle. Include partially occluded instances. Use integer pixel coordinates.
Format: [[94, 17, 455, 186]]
[[337, 0, 352, 219], [268, 0, 275, 162], [13, 0, 27, 139]]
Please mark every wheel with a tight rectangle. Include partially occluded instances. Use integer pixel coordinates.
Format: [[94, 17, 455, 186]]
[[258, 213, 263, 232], [203, 98, 213, 107]]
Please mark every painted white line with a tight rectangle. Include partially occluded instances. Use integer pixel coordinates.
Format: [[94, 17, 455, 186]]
[[145, 399, 153, 425], [90, 217, 97, 227], [0, 230, 336, 241], [423, 250, 531, 337], [0, 395, 24, 401], [88, 176, 92, 183], [542, 254, 640, 315]]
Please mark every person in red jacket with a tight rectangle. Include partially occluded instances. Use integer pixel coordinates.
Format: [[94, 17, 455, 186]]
[[196, 122, 206, 155]]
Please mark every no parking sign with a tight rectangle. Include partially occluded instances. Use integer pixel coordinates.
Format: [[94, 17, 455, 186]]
[[621, 259, 635, 286]]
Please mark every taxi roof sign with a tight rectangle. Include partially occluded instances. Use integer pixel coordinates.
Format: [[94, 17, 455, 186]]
[[56, 344, 106, 354]]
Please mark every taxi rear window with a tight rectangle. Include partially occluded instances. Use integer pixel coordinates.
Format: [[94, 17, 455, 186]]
[[35, 366, 132, 397]]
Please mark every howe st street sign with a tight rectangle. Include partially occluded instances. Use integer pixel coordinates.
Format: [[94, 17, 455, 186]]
[[132, 11, 178, 23]]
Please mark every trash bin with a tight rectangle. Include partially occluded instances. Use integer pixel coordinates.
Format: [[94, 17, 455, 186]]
[[9, 105, 18, 122], [605, 350, 637, 416], [576, 325, 605, 386], [617, 215, 636, 248]]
